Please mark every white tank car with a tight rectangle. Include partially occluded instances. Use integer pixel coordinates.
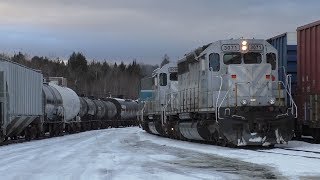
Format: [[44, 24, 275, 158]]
[[49, 82, 80, 122]]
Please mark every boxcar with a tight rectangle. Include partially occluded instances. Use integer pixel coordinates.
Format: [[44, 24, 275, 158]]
[[267, 32, 298, 94], [296, 20, 320, 141]]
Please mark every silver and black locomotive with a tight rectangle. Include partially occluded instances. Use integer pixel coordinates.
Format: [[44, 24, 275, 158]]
[[140, 38, 297, 147]]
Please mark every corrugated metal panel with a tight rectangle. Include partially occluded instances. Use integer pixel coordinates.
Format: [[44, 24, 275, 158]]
[[0, 59, 43, 117], [9, 62, 43, 115], [297, 21, 320, 94], [297, 20, 320, 128], [267, 32, 297, 91]]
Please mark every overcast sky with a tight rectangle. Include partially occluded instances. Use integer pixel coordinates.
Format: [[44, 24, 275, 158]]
[[0, 0, 319, 64]]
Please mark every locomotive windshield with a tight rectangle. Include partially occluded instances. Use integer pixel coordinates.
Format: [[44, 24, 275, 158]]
[[223, 52, 262, 64], [243, 52, 262, 64], [170, 72, 178, 81], [223, 53, 241, 64]]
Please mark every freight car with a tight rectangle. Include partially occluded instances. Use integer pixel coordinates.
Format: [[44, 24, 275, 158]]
[[0, 58, 43, 141], [268, 20, 320, 142], [267, 32, 297, 96], [0, 58, 139, 142], [296, 20, 320, 141], [140, 38, 297, 147]]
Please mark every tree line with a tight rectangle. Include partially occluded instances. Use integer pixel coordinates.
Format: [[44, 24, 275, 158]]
[[1, 52, 160, 99]]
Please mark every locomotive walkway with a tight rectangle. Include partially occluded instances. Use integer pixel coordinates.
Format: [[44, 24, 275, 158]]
[[0, 127, 319, 179]]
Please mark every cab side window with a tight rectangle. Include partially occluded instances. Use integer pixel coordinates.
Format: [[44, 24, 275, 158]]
[[267, 53, 276, 70], [209, 53, 220, 71], [159, 73, 167, 86]]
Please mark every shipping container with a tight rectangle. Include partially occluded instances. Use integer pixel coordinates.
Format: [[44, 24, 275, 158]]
[[296, 20, 320, 140], [267, 32, 297, 93], [0, 58, 43, 137]]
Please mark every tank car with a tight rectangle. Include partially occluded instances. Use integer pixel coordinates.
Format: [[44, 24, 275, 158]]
[[43, 82, 80, 136], [91, 99, 106, 129], [141, 39, 297, 147], [106, 98, 139, 127], [78, 97, 97, 131], [101, 99, 117, 128]]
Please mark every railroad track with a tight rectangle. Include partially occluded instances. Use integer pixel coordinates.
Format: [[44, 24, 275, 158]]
[[255, 147, 320, 159], [0, 126, 132, 147], [0, 135, 53, 147], [279, 147, 320, 155]]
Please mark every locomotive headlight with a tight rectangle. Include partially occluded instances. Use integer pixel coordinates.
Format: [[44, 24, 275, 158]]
[[241, 99, 248, 106], [242, 40, 247, 46], [241, 45, 248, 51], [269, 98, 276, 105]]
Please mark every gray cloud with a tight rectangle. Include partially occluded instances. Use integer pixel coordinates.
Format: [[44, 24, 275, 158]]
[[0, 0, 319, 64]]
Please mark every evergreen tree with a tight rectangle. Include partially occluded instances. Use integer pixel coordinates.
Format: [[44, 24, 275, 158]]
[[160, 54, 170, 67]]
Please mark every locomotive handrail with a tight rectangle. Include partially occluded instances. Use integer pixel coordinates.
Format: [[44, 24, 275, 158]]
[[287, 74, 292, 106], [139, 101, 148, 126], [217, 79, 297, 119], [217, 81, 249, 120], [276, 81, 298, 118], [215, 75, 223, 123], [279, 66, 289, 87], [279, 66, 293, 100]]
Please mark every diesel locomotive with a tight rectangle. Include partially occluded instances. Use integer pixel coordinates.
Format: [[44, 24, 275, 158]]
[[140, 39, 297, 147]]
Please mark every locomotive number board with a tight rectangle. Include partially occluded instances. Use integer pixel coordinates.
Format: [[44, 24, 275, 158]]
[[248, 44, 264, 51], [168, 67, 178, 72], [221, 44, 240, 52], [222, 44, 264, 52]]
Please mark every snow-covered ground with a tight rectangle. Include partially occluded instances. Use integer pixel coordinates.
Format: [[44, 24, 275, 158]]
[[0, 127, 319, 180]]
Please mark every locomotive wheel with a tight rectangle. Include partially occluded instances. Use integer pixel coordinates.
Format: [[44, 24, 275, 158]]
[[218, 135, 228, 147], [35, 123, 43, 139], [227, 142, 237, 148], [312, 130, 320, 143], [219, 139, 227, 147], [294, 131, 302, 140], [49, 124, 54, 137], [210, 132, 220, 145]]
